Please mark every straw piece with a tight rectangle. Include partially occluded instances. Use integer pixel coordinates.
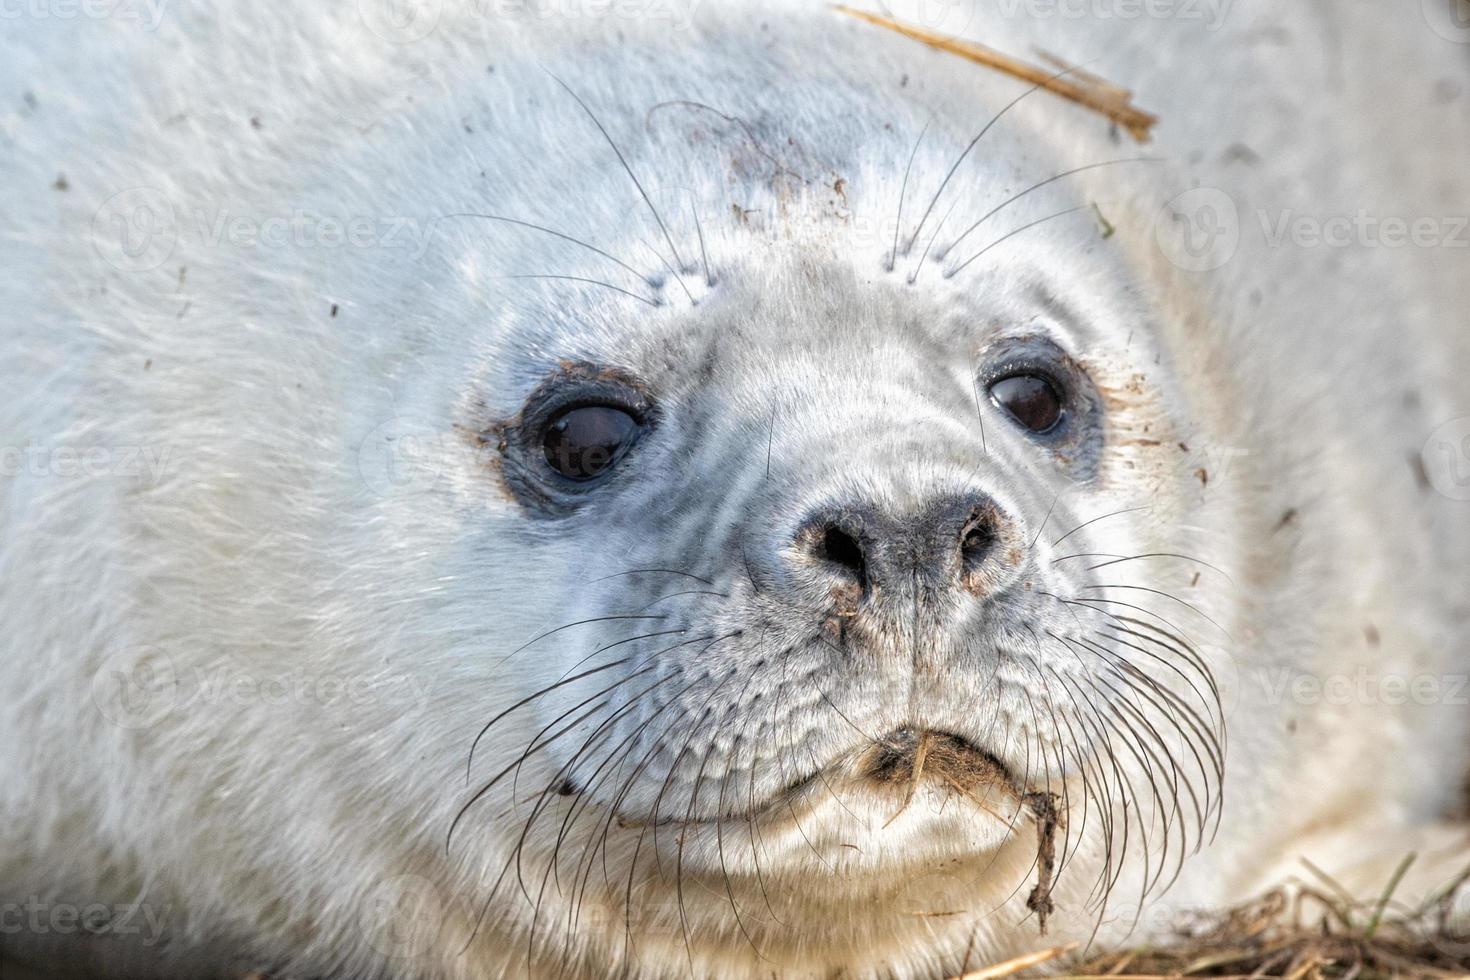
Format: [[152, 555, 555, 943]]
[[833, 5, 1159, 142]]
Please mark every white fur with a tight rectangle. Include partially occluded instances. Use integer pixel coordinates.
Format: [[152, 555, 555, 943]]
[[2, 1, 1468, 976]]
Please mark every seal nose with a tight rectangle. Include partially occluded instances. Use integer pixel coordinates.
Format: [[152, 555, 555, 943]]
[[793, 492, 1018, 603]]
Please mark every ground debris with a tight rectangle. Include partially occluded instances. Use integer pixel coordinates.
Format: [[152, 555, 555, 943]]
[[1036, 858, 1470, 979]]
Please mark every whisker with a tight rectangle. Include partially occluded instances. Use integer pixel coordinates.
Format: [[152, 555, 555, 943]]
[[591, 569, 714, 586], [903, 61, 1082, 256], [967, 349, 989, 454], [1030, 492, 1061, 550], [944, 206, 1085, 278], [1083, 551, 1235, 585], [635, 590, 728, 612], [890, 117, 931, 271], [712, 672, 770, 959], [1066, 600, 1219, 708], [907, 198, 959, 283], [503, 614, 668, 662], [690, 193, 713, 287], [451, 629, 699, 852], [675, 741, 721, 972], [465, 656, 631, 784], [557, 628, 690, 684], [1051, 505, 1151, 549], [499, 274, 662, 308], [449, 691, 618, 854], [1042, 661, 1119, 898], [944, 157, 1158, 258], [443, 212, 657, 287], [548, 72, 691, 299], [1081, 582, 1230, 637], [515, 664, 697, 907], [554, 671, 711, 929]]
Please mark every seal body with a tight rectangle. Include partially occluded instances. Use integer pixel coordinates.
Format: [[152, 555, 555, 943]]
[[2, 1, 1468, 977]]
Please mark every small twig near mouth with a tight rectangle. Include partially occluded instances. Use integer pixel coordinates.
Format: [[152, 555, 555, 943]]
[[1022, 791, 1062, 934], [883, 731, 934, 829]]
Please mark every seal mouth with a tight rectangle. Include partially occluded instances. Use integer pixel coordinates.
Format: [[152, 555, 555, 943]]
[[860, 728, 1020, 800], [603, 728, 1065, 928], [615, 728, 1029, 830], [859, 728, 1062, 930]]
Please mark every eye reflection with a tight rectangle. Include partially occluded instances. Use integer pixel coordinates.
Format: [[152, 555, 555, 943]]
[[989, 374, 1064, 433], [542, 405, 641, 480]]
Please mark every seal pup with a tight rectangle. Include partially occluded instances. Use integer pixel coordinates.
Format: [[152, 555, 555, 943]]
[[1, 1, 1468, 977]]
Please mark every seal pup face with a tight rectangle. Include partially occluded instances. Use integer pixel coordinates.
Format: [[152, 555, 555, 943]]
[[439, 87, 1232, 966]]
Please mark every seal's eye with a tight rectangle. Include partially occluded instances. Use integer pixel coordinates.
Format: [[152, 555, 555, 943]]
[[542, 405, 640, 481], [989, 373, 1063, 434]]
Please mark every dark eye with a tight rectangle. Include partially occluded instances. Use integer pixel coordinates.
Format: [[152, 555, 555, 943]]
[[989, 373, 1063, 433], [542, 405, 641, 481]]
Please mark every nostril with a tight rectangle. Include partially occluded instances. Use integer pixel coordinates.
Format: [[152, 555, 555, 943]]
[[959, 511, 998, 571], [819, 525, 867, 581]]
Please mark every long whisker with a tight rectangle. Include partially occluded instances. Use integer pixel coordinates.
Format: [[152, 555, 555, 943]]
[[444, 212, 657, 287], [944, 206, 1085, 278], [690, 193, 713, 287], [890, 117, 931, 271], [903, 62, 1082, 256], [499, 274, 662, 308], [548, 72, 692, 300], [465, 655, 631, 784], [1051, 505, 1150, 549], [907, 198, 960, 283], [1076, 551, 1234, 584], [1080, 583, 1230, 637], [591, 568, 714, 586], [942, 157, 1158, 258], [503, 614, 668, 662], [450, 630, 693, 851]]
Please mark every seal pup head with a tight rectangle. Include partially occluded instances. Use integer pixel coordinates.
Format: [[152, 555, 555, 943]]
[[411, 36, 1234, 976]]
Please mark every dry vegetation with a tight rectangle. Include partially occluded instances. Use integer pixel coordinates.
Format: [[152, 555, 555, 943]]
[[957, 858, 1470, 979]]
